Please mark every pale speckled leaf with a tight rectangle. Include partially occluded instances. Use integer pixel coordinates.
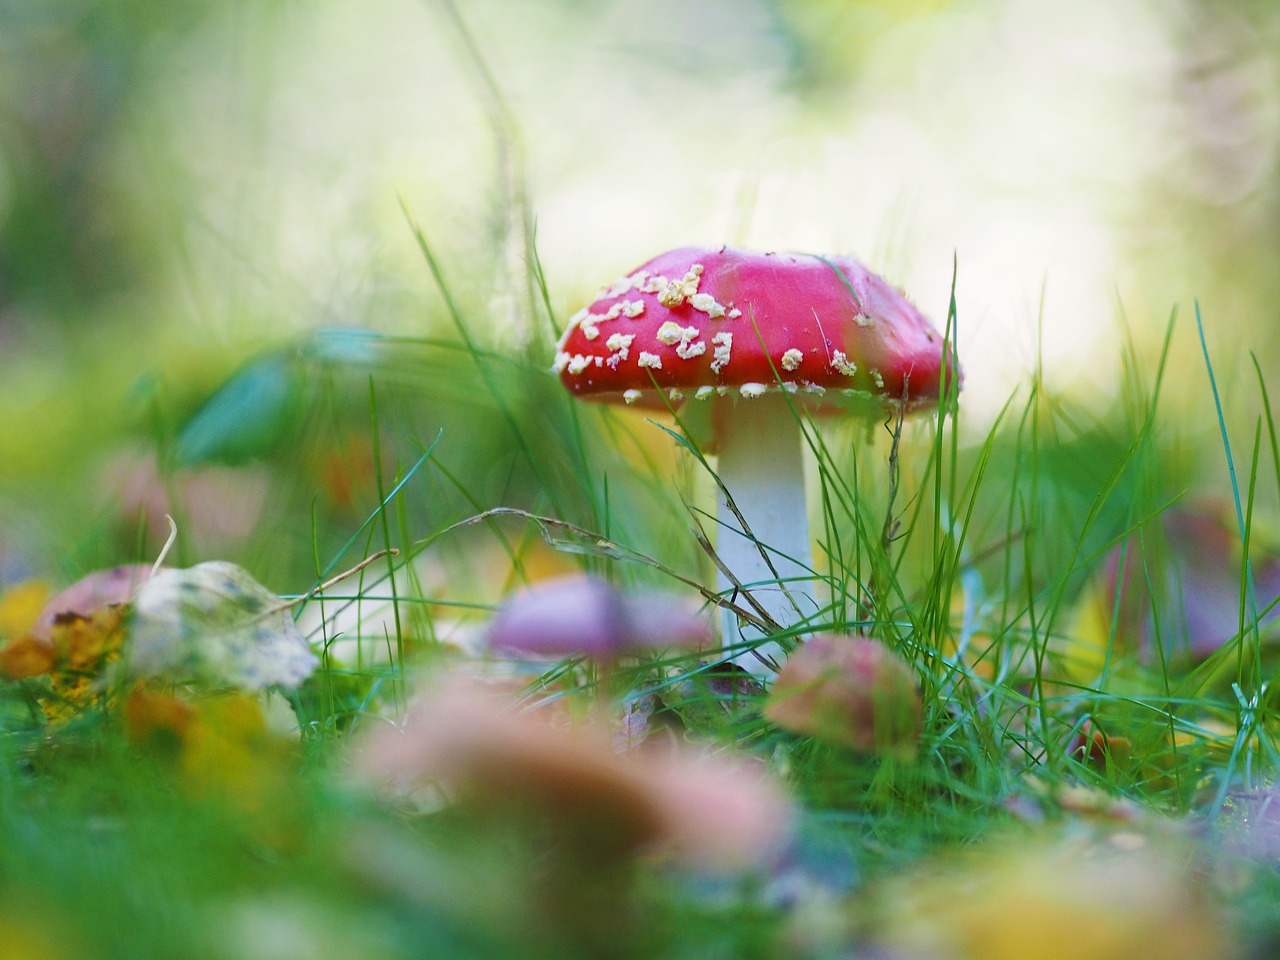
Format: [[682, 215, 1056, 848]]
[[128, 561, 317, 690]]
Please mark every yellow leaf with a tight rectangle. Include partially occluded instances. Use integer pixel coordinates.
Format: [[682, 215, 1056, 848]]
[[41, 607, 126, 723], [0, 633, 56, 679], [124, 686, 303, 846], [55, 606, 126, 672], [0, 580, 49, 638], [124, 685, 197, 749], [0, 907, 71, 960], [885, 838, 1227, 960], [179, 693, 297, 817], [1058, 577, 1115, 682]]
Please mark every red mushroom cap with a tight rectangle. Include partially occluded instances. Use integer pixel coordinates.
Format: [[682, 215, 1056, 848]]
[[554, 246, 959, 412]]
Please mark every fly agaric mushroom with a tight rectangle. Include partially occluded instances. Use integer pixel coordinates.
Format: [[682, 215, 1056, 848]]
[[555, 246, 959, 671]]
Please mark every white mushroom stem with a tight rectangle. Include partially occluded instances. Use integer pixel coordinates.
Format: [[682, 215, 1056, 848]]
[[713, 393, 818, 674]]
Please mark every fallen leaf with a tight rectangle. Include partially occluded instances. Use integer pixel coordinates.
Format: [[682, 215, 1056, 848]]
[[129, 561, 317, 691], [126, 685, 303, 843], [882, 836, 1227, 960], [0, 569, 148, 717], [0, 632, 55, 679], [179, 693, 288, 804], [124, 684, 197, 749], [42, 607, 127, 722], [55, 606, 125, 673], [0, 580, 49, 638], [0, 902, 74, 960], [0, 606, 129, 722], [33, 564, 155, 636], [1, 566, 148, 686]]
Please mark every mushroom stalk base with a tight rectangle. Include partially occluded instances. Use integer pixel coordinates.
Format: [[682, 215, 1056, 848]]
[[714, 394, 818, 674]]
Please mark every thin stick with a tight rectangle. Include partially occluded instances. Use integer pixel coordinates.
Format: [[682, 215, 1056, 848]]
[[151, 515, 178, 579], [279, 549, 402, 613]]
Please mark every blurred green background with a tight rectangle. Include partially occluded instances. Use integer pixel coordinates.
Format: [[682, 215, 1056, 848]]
[[2, 0, 1278, 584]]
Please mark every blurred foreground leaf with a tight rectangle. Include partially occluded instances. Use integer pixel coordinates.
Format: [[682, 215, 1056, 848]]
[[130, 561, 316, 690], [125, 686, 305, 849]]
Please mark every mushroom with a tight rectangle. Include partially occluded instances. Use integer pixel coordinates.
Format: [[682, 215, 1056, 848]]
[[484, 576, 711, 746], [763, 633, 922, 759], [555, 246, 959, 671], [351, 674, 792, 954], [352, 675, 791, 866], [485, 575, 711, 662]]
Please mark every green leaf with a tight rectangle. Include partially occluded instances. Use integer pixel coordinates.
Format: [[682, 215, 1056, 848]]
[[172, 353, 302, 466], [128, 561, 317, 690]]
